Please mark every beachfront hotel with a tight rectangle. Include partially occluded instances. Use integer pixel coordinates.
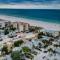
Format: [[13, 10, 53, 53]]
[[11, 22, 30, 32], [0, 19, 30, 32]]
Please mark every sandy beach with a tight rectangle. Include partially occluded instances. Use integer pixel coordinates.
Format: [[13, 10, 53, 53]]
[[0, 15, 60, 31]]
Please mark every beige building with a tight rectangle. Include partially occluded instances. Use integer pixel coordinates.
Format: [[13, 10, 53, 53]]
[[12, 22, 30, 32], [0, 19, 30, 32], [5, 21, 11, 27], [24, 23, 30, 31], [12, 22, 18, 29], [18, 22, 24, 32]]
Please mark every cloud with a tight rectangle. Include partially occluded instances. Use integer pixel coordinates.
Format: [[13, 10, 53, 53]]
[[0, 3, 60, 9]]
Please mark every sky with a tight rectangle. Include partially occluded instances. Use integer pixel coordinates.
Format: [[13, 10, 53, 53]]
[[0, 0, 60, 9]]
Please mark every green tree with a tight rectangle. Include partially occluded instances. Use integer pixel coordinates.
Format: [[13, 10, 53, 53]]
[[38, 32, 44, 39], [22, 47, 31, 53], [2, 46, 8, 55], [14, 40, 24, 47], [4, 29, 9, 35], [10, 25, 16, 31], [48, 48, 53, 53], [11, 51, 21, 60], [22, 47, 34, 59]]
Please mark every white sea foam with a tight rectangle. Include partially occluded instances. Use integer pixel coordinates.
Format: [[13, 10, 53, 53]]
[[0, 15, 60, 31]]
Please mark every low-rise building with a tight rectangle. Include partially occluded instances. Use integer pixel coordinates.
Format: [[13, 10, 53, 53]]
[[0, 19, 6, 28], [52, 31, 59, 37], [24, 23, 30, 31], [18, 22, 24, 32], [12, 22, 18, 29], [18, 22, 30, 32], [0, 19, 30, 32], [12, 22, 30, 32]]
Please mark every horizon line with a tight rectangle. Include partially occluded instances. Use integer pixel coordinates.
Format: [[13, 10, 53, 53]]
[[0, 3, 60, 9]]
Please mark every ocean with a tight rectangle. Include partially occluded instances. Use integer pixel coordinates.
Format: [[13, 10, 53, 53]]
[[0, 9, 60, 24], [0, 0, 59, 3]]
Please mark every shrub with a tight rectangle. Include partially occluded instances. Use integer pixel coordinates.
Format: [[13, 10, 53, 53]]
[[11, 51, 21, 60], [22, 47, 34, 59], [42, 40, 52, 46], [2, 46, 8, 55], [48, 48, 53, 52], [25, 53, 34, 59], [38, 32, 44, 39], [14, 40, 24, 47], [22, 47, 31, 53], [4, 29, 9, 35], [54, 44, 60, 48]]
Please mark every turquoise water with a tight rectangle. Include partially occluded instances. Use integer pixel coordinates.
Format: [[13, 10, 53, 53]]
[[0, 9, 60, 24]]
